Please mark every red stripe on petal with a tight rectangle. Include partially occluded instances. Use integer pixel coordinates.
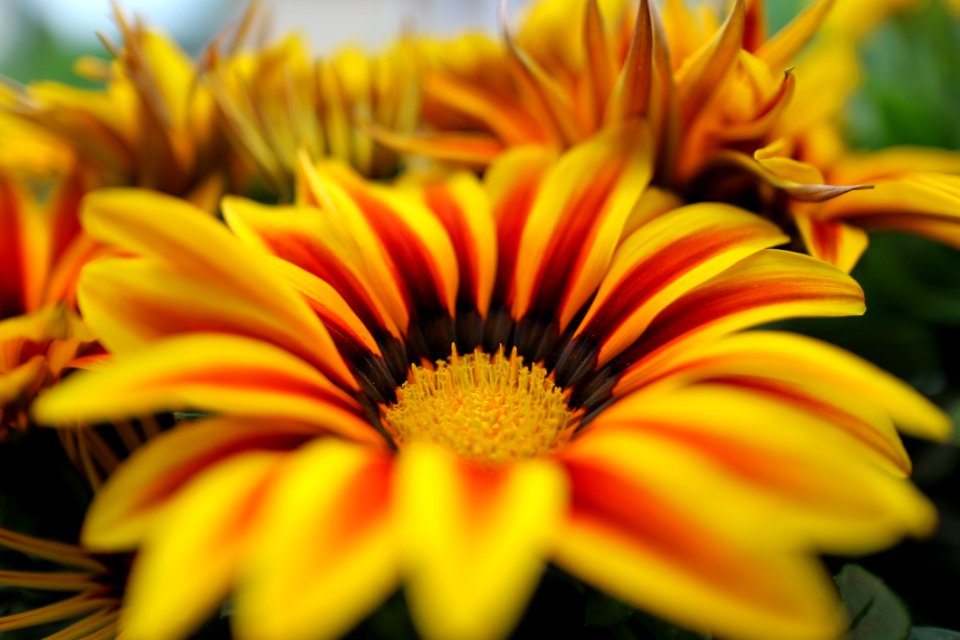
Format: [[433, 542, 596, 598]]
[[425, 185, 484, 312], [344, 185, 449, 318], [254, 228, 391, 336]]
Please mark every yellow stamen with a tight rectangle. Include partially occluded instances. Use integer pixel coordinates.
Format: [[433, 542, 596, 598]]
[[384, 346, 574, 464]]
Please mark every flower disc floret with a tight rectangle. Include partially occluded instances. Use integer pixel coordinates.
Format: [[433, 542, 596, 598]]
[[384, 347, 574, 464]]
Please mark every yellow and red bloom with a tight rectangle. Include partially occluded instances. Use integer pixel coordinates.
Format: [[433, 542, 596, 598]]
[[0, 9, 229, 209], [0, 172, 98, 441], [400, 0, 960, 271], [0, 527, 126, 639], [36, 129, 948, 640]]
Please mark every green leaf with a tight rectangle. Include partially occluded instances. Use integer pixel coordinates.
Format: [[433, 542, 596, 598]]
[[909, 629, 960, 640], [835, 565, 911, 640]]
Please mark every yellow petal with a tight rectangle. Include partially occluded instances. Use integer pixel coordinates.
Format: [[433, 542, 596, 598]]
[[396, 444, 568, 640], [222, 195, 401, 341], [235, 440, 396, 640], [554, 490, 842, 640], [121, 452, 282, 640], [675, 0, 744, 125], [574, 203, 786, 368], [80, 418, 318, 550], [793, 210, 869, 272], [591, 385, 937, 551], [80, 189, 354, 388], [614, 249, 865, 394], [33, 332, 378, 444], [420, 172, 498, 318], [658, 331, 951, 443], [512, 123, 653, 330], [0, 355, 45, 408]]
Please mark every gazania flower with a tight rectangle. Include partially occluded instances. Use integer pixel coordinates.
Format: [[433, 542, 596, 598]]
[[36, 129, 948, 640], [0, 7, 229, 209], [0, 526, 125, 639], [203, 31, 420, 199], [0, 172, 96, 440], [398, 0, 960, 271], [0, 170, 147, 489]]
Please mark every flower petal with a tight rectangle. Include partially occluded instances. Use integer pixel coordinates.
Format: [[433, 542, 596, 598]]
[[120, 452, 283, 640], [652, 331, 951, 444], [675, 0, 743, 126], [512, 122, 654, 330], [421, 172, 498, 319], [235, 440, 396, 640], [569, 203, 786, 373], [80, 418, 317, 550], [756, 0, 836, 71], [396, 444, 567, 640], [33, 332, 378, 444], [589, 385, 937, 551], [221, 196, 403, 341], [612, 249, 864, 395], [80, 189, 354, 388], [554, 451, 843, 640], [817, 173, 960, 249], [793, 210, 869, 272]]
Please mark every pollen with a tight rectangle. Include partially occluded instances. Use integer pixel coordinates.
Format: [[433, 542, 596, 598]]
[[383, 346, 575, 464]]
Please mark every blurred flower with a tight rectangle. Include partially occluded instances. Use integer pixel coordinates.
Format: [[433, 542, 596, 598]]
[[203, 30, 420, 200], [0, 526, 125, 639], [396, 0, 960, 271], [0, 7, 229, 210], [36, 129, 948, 640], [0, 172, 98, 442]]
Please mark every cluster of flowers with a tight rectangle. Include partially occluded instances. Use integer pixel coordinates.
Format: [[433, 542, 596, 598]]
[[1, 1, 959, 638]]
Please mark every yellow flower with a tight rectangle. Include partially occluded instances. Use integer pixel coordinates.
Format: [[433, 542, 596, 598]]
[[399, 0, 960, 271], [35, 129, 948, 640], [1, 8, 227, 209], [204, 33, 419, 199], [0, 526, 125, 638]]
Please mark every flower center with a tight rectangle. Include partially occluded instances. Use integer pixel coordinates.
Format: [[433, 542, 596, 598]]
[[383, 347, 574, 464]]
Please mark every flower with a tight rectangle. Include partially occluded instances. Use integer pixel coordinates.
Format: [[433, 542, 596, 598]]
[[203, 32, 420, 199], [396, 0, 960, 271], [0, 172, 97, 441], [0, 7, 229, 209], [34, 128, 949, 640], [0, 526, 125, 638], [0, 170, 142, 488]]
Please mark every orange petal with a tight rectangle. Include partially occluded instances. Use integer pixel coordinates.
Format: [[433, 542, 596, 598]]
[[817, 173, 960, 249], [756, 0, 836, 71], [675, 0, 744, 126], [222, 195, 402, 340], [421, 172, 498, 319], [485, 145, 557, 306]]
